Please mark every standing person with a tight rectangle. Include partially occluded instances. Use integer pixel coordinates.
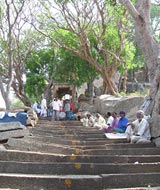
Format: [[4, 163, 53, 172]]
[[63, 99, 70, 120], [125, 110, 151, 144], [70, 99, 75, 113], [113, 110, 129, 133], [40, 96, 47, 118], [59, 98, 64, 112], [51, 97, 61, 121]]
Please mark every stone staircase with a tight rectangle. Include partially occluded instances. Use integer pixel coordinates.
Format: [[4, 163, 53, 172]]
[[0, 119, 160, 190]]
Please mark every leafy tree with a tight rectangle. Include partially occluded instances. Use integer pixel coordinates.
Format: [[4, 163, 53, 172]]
[[25, 48, 56, 103], [25, 46, 99, 101], [35, 0, 135, 95]]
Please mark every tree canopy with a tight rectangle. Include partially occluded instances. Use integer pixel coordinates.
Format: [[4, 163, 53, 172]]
[[0, 0, 159, 114]]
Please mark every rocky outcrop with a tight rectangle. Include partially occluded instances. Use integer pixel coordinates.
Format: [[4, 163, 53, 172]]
[[79, 94, 144, 119]]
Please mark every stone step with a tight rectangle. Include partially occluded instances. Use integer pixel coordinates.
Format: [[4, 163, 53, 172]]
[[30, 131, 105, 140], [106, 188, 160, 190], [0, 189, 19, 190], [0, 173, 160, 190], [0, 174, 102, 190], [0, 161, 160, 175], [25, 135, 128, 145], [36, 120, 83, 127], [15, 136, 155, 149], [7, 138, 157, 155], [1, 150, 160, 163], [74, 143, 155, 150], [83, 147, 160, 155], [6, 138, 76, 155], [30, 126, 101, 133], [102, 173, 160, 189]]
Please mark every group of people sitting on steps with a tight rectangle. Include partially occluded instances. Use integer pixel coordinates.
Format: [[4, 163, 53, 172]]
[[80, 110, 151, 144]]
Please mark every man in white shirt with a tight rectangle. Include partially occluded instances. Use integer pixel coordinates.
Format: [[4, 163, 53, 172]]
[[105, 112, 114, 128], [51, 98, 62, 121], [125, 110, 151, 144]]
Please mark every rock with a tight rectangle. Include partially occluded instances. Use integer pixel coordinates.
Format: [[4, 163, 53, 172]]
[[94, 95, 144, 118], [0, 121, 30, 141]]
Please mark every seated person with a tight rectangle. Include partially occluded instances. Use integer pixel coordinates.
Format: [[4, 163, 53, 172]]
[[68, 109, 74, 120], [104, 112, 119, 133], [105, 112, 114, 127], [112, 110, 129, 133], [125, 110, 151, 144], [86, 113, 95, 128], [32, 102, 41, 115], [80, 114, 89, 127], [94, 113, 106, 130]]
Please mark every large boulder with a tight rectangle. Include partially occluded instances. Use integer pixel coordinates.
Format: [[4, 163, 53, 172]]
[[94, 95, 144, 118]]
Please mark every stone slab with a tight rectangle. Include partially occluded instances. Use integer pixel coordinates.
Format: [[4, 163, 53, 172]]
[[106, 188, 160, 190], [1, 151, 160, 163], [83, 147, 160, 155], [0, 122, 25, 132], [7, 138, 76, 154], [0, 161, 160, 175], [23, 136, 128, 145], [0, 174, 102, 190], [0, 128, 29, 141], [102, 173, 160, 189]]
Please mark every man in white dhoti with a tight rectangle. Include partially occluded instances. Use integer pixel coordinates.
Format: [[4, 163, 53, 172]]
[[94, 113, 106, 130], [86, 113, 95, 128], [40, 97, 47, 117], [125, 110, 151, 144]]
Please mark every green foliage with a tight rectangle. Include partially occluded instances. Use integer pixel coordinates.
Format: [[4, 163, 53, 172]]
[[55, 49, 98, 86], [130, 46, 145, 70], [25, 45, 99, 100], [120, 41, 136, 70], [25, 48, 55, 100]]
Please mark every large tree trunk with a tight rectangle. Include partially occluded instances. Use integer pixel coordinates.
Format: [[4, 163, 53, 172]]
[[120, 0, 160, 138], [103, 75, 119, 95], [0, 79, 12, 110]]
